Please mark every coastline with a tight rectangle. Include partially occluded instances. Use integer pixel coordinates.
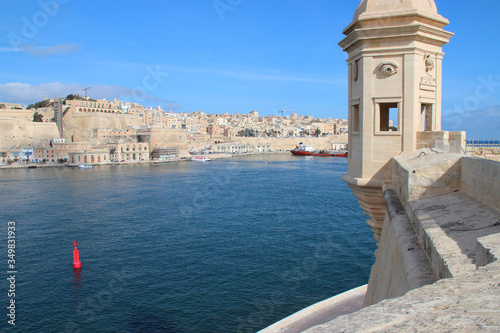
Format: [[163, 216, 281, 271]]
[[0, 151, 289, 170]]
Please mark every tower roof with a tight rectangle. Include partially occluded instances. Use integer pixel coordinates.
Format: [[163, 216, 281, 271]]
[[352, 0, 447, 24]]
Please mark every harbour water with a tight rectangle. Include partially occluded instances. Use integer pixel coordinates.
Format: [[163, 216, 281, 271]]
[[0, 154, 375, 332]]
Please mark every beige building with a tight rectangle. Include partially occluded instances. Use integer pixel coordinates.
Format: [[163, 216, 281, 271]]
[[109, 143, 149, 162], [312, 122, 336, 135], [34, 139, 91, 162], [68, 148, 110, 166], [210, 142, 271, 154], [65, 98, 123, 114]]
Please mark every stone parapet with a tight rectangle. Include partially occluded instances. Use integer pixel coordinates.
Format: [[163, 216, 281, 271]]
[[460, 156, 500, 210], [363, 183, 437, 306], [304, 261, 500, 332]]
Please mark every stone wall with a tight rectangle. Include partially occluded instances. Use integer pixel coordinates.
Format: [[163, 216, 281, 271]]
[[0, 108, 33, 121], [460, 157, 500, 210], [305, 150, 500, 331], [63, 111, 143, 142], [363, 149, 500, 305], [363, 183, 438, 306], [0, 117, 59, 148]]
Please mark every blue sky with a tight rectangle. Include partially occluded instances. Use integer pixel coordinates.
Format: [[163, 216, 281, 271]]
[[0, 0, 499, 138]]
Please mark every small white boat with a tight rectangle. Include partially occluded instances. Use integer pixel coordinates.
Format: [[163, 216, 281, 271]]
[[191, 156, 211, 162], [78, 163, 93, 168]]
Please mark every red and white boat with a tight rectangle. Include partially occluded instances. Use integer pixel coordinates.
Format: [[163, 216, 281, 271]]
[[291, 143, 348, 157], [191, 156, 211, 162]]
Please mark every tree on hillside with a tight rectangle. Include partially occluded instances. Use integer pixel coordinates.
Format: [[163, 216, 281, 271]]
[[27, 100, 53, 109], [33, 112, 43, 122], [65, 94, 91, 101], [237, 129, 257, 137]]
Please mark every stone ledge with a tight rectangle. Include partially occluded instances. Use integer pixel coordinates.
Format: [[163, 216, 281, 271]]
[[304, 261, 500, 332], [408, 191, 500, 278], [259, 285, 367, 333]]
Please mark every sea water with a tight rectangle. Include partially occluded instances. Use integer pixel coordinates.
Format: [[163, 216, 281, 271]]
[[0, 154, 375, 332]]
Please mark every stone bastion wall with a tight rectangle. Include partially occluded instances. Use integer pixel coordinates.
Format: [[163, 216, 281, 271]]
[[319, 149, 500, 331]]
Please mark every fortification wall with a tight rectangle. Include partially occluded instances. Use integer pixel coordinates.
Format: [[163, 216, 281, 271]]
[[364, 149, 500, 306], [305, 150, 500, 331], [63, 112, 143, 142], [0, 108, 33, 120], [0, 118, 59, 148]]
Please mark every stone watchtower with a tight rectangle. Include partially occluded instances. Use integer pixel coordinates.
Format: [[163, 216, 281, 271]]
[[339, 0, 454, 242]]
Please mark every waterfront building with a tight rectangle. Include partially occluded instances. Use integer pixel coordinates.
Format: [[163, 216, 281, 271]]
[[68, 148, 110, 166], [210, 142, 271, 154], [33, 139, 91, 162], [109, 143, 149, 162], [150, 147, 181, 161]]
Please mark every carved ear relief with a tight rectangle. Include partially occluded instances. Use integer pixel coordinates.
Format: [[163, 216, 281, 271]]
[[424, 54, 435, 72], [378, 60, 399, 76]]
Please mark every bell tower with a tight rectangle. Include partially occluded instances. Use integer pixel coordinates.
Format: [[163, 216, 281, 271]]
[[339, 0, 453, 242]]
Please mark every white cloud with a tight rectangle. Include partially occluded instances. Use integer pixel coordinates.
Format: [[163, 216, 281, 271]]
[[0, 82, 179, 109], [162, 64, 344, 85], [22, 43, 81, 56], [0, 44, 81, 56], [0, 47, 20, 53], [442, 106, 500, 140]]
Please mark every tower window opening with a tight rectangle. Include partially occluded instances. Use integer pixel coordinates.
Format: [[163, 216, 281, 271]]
[[379, 103, 399, 131], [352, 104, 360, 133], [421, 104, 434, 131]]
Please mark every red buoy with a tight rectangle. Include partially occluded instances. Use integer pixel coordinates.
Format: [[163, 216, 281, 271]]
[[73, 241, 81, 269]]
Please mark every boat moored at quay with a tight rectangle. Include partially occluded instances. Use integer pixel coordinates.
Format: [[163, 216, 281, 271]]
[[191, 156, 211, 162], [291, 143, 348, 157]]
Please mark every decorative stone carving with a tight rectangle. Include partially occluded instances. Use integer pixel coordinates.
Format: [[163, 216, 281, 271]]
[[377, 60, 399, 76], [352, 60, 359, 81], [421, 74, 435, 84], [425, 54, 435, 72]]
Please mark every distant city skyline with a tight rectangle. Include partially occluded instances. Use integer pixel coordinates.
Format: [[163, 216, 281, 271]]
[[1, 0, 499, 138]]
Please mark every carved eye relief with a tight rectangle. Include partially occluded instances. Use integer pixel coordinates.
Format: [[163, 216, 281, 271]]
[[378, 61, 399, 76]]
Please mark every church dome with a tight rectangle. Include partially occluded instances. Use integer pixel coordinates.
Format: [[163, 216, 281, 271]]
[[353, 0, 441, 21]]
